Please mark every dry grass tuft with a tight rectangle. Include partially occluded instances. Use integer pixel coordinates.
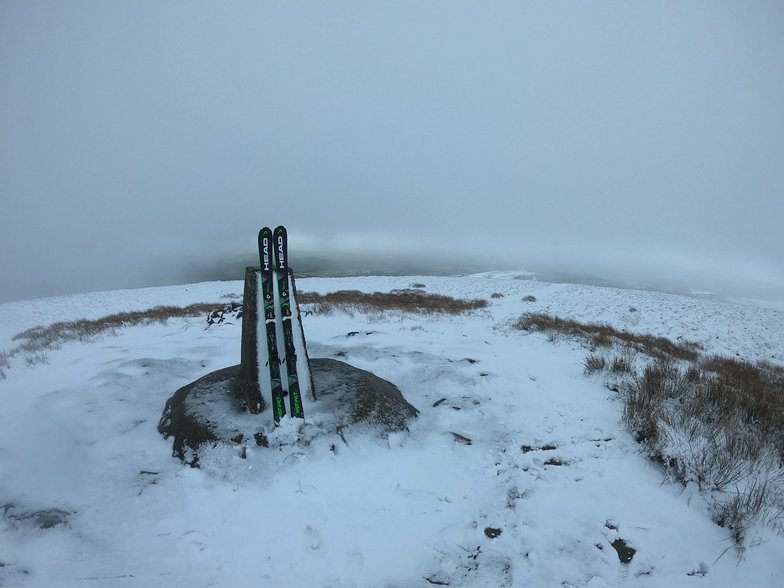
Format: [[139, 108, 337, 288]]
[[698, 356, 784, 453], [610, 352, 635, 375], [620, 356, 784, 546], [514, 313, 701, 361], [518, 311, 783, 548], [298, 289, 487, 316], [9, 303, 220, 357], [0, 349, 9, 379], [583, 353, 607, 375]]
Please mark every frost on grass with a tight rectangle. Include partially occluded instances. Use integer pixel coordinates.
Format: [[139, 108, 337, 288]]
[[518, 311, 784, 549], [619, 356, 784, 547]]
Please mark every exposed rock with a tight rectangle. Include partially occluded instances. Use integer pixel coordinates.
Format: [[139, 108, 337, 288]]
[[157, 364, 250, 463], [484, 527, 502, 539], [309, 358, 418, 432], [450, 432, 473, 445], [2, 503, 70, 529], [611, 538, 636, 564], [158, 358, 418, 463], [205, 302, 242, 327]]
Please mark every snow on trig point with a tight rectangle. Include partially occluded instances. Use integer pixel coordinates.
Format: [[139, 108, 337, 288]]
[[240, 225, 314, 418]]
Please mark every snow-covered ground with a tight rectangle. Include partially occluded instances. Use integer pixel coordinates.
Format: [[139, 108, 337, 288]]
[[0, 272, 783, 587]]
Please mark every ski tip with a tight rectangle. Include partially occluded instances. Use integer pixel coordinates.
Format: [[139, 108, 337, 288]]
[[274, 225, 287, 237], [259, 226, 272, 239]]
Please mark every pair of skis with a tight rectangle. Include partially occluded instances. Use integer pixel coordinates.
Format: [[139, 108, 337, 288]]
[[258, 226, 305, 424]]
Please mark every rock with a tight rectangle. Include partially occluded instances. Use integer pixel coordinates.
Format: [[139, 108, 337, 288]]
[[157, 364, 250, 463], [158, 358, 418, 464], [309, 358, 418, 432], [484, 527, 502, 539], [2, 503, 70, 529], [450, 432, 473, 445], [611, 538, 636, 564], [205, 302, 243, 327]]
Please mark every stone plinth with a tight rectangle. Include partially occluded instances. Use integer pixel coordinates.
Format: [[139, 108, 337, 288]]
[[158, 358, 419, 464]]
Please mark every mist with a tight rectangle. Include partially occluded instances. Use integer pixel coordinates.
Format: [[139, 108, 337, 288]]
[[2, 1, 783, 303]]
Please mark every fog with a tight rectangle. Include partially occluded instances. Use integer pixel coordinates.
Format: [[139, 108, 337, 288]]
[[2, 1, 783, 303]]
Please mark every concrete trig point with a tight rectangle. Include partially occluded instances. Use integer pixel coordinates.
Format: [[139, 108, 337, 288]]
[[239, 227, 315, 420], [157, 229, 418, 463]]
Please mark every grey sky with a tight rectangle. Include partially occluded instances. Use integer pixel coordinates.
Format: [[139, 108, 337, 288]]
[[1, 1, 783, 303]]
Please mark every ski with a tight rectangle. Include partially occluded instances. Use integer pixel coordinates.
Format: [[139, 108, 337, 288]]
[[273, 225, 305, 419], [258, 227, 286, 423]]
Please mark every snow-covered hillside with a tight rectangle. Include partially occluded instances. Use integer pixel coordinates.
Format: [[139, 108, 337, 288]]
[[0, 273, 782, 587]]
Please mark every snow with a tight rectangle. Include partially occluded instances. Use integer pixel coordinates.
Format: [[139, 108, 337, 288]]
[[1, 272, 783, 587]]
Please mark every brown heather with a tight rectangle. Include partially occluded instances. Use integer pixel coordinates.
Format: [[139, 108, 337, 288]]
[[515, 310, 784, 547], [514, 312, 702, 361], [10, 303, 219, 355], [298, 289, 488, 315]]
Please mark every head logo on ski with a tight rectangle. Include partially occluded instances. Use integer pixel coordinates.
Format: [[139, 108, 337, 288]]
[[257, 225, 305, 424]]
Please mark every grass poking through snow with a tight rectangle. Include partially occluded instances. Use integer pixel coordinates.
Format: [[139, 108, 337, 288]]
[[2, 303, 223, 372], [299, 289, 488, 316], [515, 310, 784, 549], [515, 312, 702, 361]]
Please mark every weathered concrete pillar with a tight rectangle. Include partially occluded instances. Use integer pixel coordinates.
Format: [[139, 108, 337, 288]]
[[289, 272, 317, 401], [240, 267, 264, 413], [240, 265, 315, 415]]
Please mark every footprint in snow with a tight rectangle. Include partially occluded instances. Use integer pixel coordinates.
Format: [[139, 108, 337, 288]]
[[305, 525, 321, 550]]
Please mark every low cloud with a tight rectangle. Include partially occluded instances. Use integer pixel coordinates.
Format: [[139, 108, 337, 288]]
[[1, 1, 782, 303]]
